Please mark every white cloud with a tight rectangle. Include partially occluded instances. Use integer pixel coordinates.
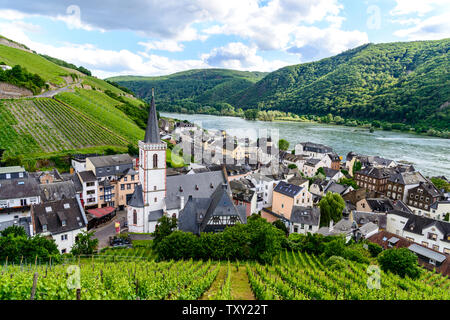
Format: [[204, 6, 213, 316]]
[[138, 40, 185, 53], [201, 42, 289, 71], [390, 0, 449, 16], [287, 27, 368, 61], [394, 12, 450, 40]]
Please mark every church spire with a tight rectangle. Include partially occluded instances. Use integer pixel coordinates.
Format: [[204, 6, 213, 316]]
[[144, 88, 161, 143]]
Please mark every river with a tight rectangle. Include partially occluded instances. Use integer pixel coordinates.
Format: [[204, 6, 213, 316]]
[[161, 112, 450, 178]]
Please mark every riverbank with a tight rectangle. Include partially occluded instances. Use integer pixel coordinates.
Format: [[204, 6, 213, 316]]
[[161, 112, 450, 178], [161, 109, 450, 139]]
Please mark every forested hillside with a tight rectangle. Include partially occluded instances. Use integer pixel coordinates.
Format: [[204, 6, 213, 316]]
[[108, 69, 267, 113], [113, 39, 449, 133]]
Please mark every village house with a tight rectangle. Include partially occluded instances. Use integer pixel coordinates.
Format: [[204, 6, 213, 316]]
[[429, 201, 450, 221], [406, 181, 443, 216], [322, 167, 344, 181], [328, 153, 341, 171], [76, 171, 98, 209], [290, 206, 321, 234], [295, 142, 333, 158], [386, 210, 450, 254], [71, 153, 101, 173], [270, 181, 312, 220], [354, 166, 391, 193], [230, 179, 257, 215], [368, 230, 450, 276], [302, 158, 325, 177], [31, 197, 87, 254], [246, 172, 282, 209], [386, 171, 427, 202], [0, 166, 27, 180]]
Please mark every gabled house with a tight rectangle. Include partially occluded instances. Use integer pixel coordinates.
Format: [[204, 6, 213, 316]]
[[271, 181, 313, 219], [406, 181, 443, 216], [178, 184, 247, 235], [354, 166, 391, 193], [290, 206, 321, 234], [386, 171, 427, 203], [386, 210, 450, 254], [31, 197, 87, 253]]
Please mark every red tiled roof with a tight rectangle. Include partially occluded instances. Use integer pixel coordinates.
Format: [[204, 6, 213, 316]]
[[87, 207, 115, 218]]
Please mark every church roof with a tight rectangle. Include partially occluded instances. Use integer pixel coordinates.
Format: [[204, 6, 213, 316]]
[[144, 88, 161, 144], [128, 184, 144, 208]]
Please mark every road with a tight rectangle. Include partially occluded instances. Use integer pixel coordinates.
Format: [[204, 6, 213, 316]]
[[92, 210, 128, 250]]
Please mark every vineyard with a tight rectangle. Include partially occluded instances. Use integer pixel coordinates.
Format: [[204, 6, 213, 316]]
[[1, 250, 449, 300], [0, 98, 128, 157]]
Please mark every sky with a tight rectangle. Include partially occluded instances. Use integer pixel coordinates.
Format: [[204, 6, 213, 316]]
[[0, 0, 448, 79]]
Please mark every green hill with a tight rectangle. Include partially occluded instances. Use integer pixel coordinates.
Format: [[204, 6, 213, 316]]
[[230, 39, 450, 132], [0, 37, 148, 167], [108, 69, 268, 112], [112, 39, 449, 133]]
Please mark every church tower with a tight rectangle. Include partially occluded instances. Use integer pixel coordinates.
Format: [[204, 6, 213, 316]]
[[128, 88, 166, 233]]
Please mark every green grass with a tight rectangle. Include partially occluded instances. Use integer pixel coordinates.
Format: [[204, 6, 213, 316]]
[[82, 76, 126, 95], [0, 44, 69, 86]]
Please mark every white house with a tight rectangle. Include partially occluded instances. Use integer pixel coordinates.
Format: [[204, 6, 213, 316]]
[[386, 211, 450, 255], [31, 196, 88, 254], [77, 171, 99, 209]]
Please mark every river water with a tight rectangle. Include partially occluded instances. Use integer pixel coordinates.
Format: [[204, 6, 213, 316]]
[[161, 112, 450, 178]]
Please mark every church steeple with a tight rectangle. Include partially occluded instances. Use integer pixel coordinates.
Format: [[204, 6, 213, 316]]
[[144, 88, 160, 144]]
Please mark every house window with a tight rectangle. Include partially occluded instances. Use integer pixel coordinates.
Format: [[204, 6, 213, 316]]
[[133, 210, 137, 225], [121, 185, 125, 190], [154, 197, 157, 202], [432, 245, 439, 251], [127, 184, 131, 190], [42, 224, 47, 232], [428, 233, 437, 241], [153, 154, 158, 168], [124, 177, 128, 182], [422, 241, 428, 247], [131, 175, 135, 181], [61, 234, 68, 241], [444, 248, 450, 255], [294, 226, 298, 233]]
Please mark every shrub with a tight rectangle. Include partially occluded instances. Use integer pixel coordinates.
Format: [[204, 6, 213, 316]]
[[325, 256, 348, 271], [377, 248, 421, 279], [368, 243, 383, 257]]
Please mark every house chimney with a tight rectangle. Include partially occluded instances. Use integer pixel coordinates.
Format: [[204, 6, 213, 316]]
[[179, 195, 185, 210]]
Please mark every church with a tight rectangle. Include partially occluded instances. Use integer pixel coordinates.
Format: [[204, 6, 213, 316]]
[[127, 89, 247, 234]]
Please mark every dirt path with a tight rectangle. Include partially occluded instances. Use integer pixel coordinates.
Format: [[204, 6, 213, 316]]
[[230, 265, 255, 300], [200, 264, 227, 300]]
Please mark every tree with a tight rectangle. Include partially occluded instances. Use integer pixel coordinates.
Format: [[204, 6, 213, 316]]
[[377, 248, 421, 279], [368, 243, 383, 257], [127, 143, 139, 156], [444, 213, 450, 222], [71, 230, 98, 255], [288, 164, 297, 169], [431, 178, 450, 192], [318, 193, 346, 227], [353, 160, 362, 173], [244, 109, 259, 120], [272, 220, 288, 236], [316, 167, 325, 176], [278, 139, 290, 151], [0, 225, 26, 238], [152, 215, 177, 248]]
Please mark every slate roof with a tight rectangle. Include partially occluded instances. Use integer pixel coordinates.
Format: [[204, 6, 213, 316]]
[[78, 171, 96, 183], [87, 154, 133, 168], [301, 142, 333, 154], [358, 222, 379, 237], [166, 170, 227, 200], [389, 171, 426, 185], [288, 176, 309, 187], [324, 181, 349, 195], [0, 177, 40, 200], [148, 209, 164, 222], [128, 184, 144, 208], [403, 215, 450, 241], [39, 181, 77, 203], [0, 166, 26, 175], [274, 181, 304, 198], [305, 158, 322, 166], [178, 184, 247, 234], [290, 206, 320, 226], [357, 166, 391, 179], [144, 89, 161, 144], [352, 211, 387, 229], [365, 198, 394, 212], [323, 167, 340, 179], [411, 181, 442, 198], [32, 198, 86, 235]]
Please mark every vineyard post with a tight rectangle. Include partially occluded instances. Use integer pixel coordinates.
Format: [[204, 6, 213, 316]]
[[35, 255, 38, 269], [30, 272, 38, 300], [76, 288, 81, 300]]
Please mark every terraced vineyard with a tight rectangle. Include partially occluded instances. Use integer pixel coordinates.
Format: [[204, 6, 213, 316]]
[[1, 250, 449, 300], [1, 98, 128, 156]]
